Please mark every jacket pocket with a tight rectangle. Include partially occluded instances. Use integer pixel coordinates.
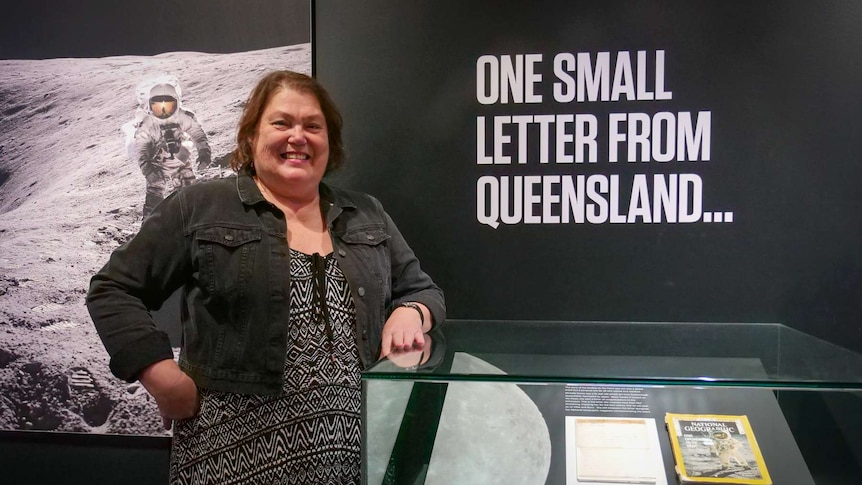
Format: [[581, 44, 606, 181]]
[[195, 227, 261, 295], [337, 224, 392, 295], [338, 225, 390, 245]]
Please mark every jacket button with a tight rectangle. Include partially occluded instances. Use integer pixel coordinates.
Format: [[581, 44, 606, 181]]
[[224, 234, 234, 241], [338, 249, 346, 257], [358, 287, 365, 297], [366, 233, 374, 240]]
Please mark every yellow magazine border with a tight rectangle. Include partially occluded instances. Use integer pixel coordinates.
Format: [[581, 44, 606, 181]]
[[665, 413, 772, 485]]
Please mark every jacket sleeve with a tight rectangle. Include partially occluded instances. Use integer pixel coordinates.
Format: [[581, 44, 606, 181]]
[[380, 201, 446, 327], [86, 191, 191, 382]]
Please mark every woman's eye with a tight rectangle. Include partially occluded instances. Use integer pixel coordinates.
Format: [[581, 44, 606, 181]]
[[272, 120, 287, 127]]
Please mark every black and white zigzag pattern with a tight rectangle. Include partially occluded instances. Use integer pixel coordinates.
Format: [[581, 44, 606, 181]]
[[171, 249, 361, 484]]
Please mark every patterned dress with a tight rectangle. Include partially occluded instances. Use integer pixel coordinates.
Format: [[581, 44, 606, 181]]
[[170, 249, 362, 484]]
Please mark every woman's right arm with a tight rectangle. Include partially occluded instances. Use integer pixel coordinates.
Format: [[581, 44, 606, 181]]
[[86, 191, 194, 394], [138, 358, 199, 429]]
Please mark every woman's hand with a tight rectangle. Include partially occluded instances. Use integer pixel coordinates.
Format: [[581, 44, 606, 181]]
[[386, 333, 434, 369], [380, 302, 431, 358], [138, 359, 200, 430]]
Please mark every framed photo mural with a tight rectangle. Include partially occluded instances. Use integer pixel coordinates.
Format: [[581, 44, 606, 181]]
[[0, 0, 312, 436]]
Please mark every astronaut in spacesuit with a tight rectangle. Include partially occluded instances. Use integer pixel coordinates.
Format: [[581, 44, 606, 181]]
[[710, 430, 751, 469], [134, 82, 211, 218]]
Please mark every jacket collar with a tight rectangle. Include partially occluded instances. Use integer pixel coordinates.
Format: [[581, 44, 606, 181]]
[[236, 173, 267, 205], [235, 173, 355, 225], [320, 179, 355, 226]]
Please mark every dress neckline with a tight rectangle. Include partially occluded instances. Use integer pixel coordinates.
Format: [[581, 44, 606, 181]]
[[289, 247, 333, 259]]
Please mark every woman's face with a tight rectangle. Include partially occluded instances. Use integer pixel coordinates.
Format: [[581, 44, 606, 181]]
[[251, 87, 329, 194]]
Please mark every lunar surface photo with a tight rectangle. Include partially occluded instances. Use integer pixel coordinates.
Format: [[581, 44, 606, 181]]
[[0, 44, 310, 435]]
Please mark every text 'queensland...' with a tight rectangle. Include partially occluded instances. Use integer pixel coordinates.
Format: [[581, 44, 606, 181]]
[[474, 50, 728, 228]]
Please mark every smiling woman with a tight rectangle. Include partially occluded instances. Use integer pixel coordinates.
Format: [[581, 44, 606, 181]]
[[252, 88, 331, 205], [86, 70, 446, 484]]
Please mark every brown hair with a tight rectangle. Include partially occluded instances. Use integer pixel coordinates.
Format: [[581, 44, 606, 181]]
[[229, 71, 345, 175]]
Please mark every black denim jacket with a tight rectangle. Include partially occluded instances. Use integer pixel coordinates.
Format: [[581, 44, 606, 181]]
[[86, 175, 445, 394]]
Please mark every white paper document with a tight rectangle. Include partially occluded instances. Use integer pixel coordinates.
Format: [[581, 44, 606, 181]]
[[565, 417, 666, 485]]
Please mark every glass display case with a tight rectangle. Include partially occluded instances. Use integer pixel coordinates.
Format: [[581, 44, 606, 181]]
[[362, 320, 862, 485]]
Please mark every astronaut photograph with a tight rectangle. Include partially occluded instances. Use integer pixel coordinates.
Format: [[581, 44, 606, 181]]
[[0, 0, 311, 436], [127, 75, 215, 218]]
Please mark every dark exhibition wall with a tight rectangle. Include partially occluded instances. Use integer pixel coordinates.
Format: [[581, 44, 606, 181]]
[[315, 0, 862, 352], [0, 0, 310, 59]]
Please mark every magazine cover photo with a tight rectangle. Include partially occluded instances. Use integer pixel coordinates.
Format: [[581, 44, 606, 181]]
[[666, 413, 771, 485]]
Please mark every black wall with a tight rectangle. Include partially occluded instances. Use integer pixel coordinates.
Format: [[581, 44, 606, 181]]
[[315, 0, 862, 352], [0, 432, 169, 485], [0, 0, 309, 59]]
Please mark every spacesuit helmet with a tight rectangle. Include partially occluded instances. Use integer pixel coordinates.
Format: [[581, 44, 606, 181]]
[[149, 83, 179, 119], [712, 430, 730, 440]]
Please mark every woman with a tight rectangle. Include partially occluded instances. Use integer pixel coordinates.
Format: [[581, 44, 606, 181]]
[[87, 70, 445, 484]]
